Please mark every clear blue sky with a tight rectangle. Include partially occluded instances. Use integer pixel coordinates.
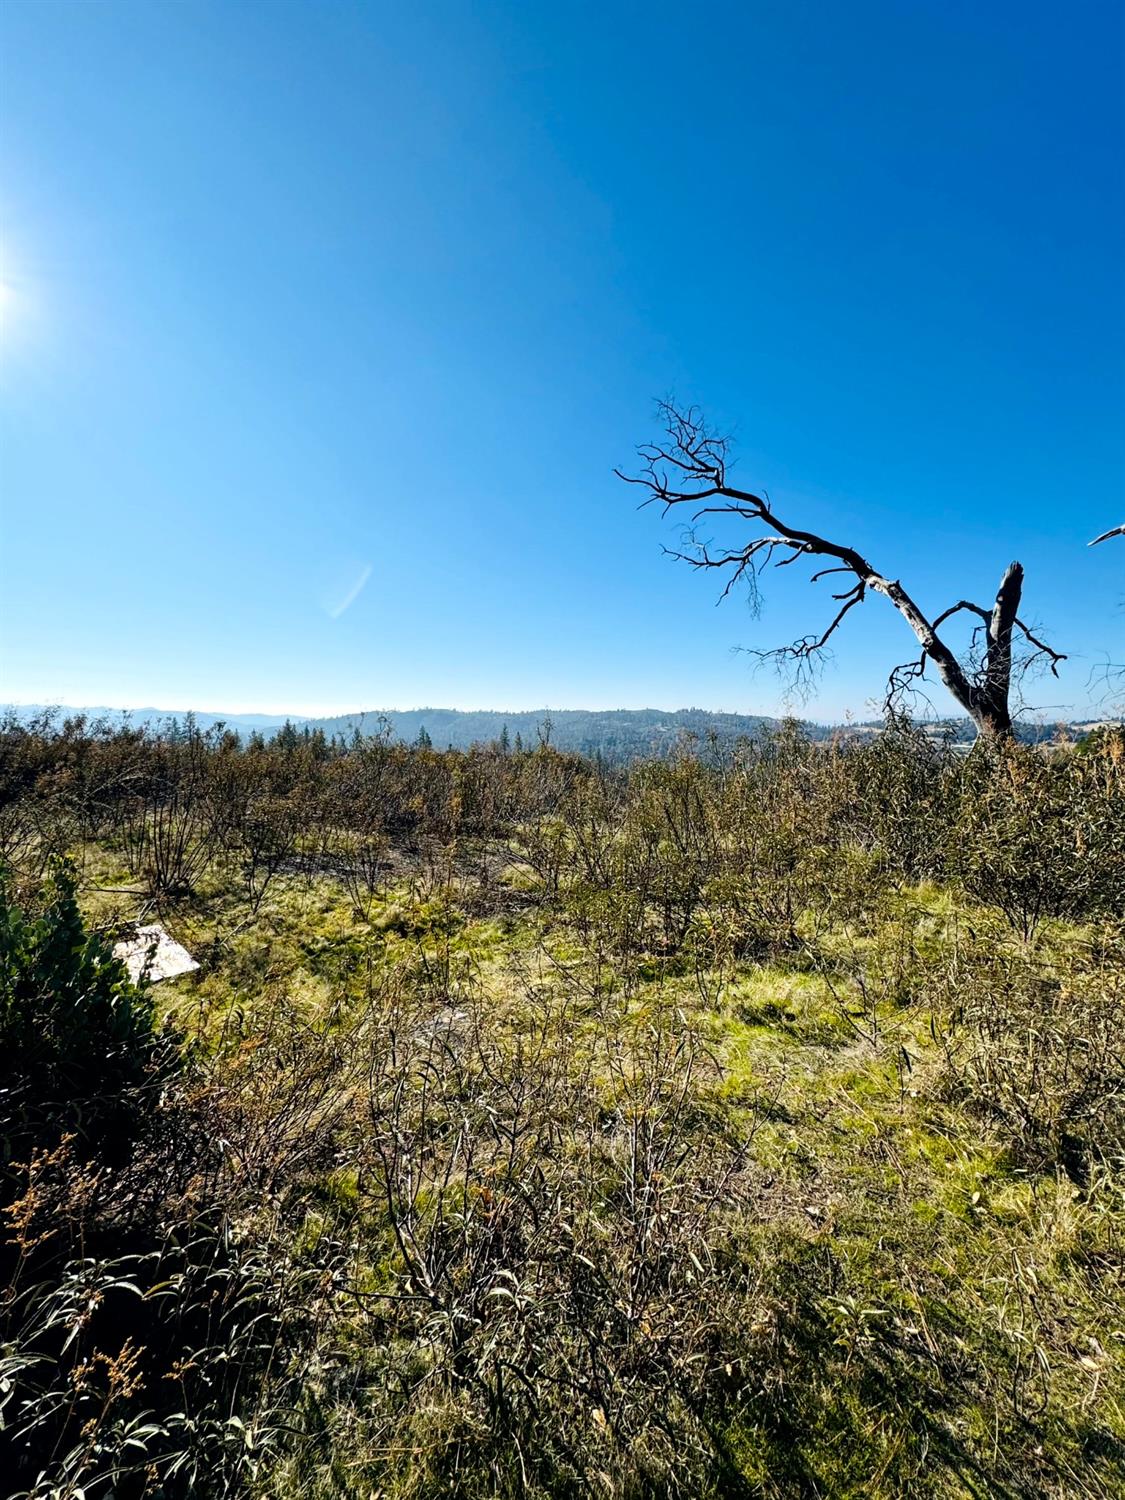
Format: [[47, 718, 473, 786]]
[[1, 0, 1122, 721]]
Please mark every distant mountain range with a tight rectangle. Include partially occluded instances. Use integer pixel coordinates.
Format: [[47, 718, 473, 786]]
[[5, 703, 791, 756], [4, 703, 1109, 760], [304, 707, 800, 756]]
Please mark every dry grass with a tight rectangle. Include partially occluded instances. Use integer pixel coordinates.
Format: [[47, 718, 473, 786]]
[[2, 718, 1123, 1497]]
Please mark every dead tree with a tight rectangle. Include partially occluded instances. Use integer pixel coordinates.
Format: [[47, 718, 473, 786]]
[[620, 402, 1064, 740]]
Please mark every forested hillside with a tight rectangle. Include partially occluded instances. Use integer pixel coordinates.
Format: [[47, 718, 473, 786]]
[[4, 702, 1091, 762]]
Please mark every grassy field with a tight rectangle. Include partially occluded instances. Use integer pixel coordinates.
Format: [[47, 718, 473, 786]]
[[2, 720, 1123, 1497]]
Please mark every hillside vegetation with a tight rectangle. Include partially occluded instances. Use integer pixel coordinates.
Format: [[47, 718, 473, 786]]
[[5, 703, 1091, 762], [3, 706, 794, 760], [1, 713, 1123, 1498]]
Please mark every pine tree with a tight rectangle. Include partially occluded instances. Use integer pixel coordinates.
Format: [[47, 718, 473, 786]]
[[275, 720, 300, 752]]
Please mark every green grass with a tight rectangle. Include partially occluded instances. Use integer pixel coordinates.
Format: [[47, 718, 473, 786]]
[[63, 843, 1125, 1498]]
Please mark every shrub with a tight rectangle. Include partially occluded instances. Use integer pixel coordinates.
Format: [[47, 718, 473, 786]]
[[938, 936, 1125, 1179], [949, 741, 1125, 941], [0, 859, 165, 1162], [0, 868, 334, 1499]]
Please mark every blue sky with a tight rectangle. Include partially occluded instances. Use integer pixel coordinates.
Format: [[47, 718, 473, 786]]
[[1, 0, 1122, 721]]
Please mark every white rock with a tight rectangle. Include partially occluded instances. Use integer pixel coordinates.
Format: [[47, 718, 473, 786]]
[[113, 924, 200, 984]]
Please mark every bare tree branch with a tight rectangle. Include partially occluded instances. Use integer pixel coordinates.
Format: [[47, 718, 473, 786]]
[[1013, 617, 1066, 677], [932, 600, 991, 631], [1089, 524, 1125, 547]]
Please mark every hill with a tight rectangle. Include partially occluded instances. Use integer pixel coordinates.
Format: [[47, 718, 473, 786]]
[[4, 703, 1106, 761], [301, 706, 798, 756], [5, 703, 796, 757]]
